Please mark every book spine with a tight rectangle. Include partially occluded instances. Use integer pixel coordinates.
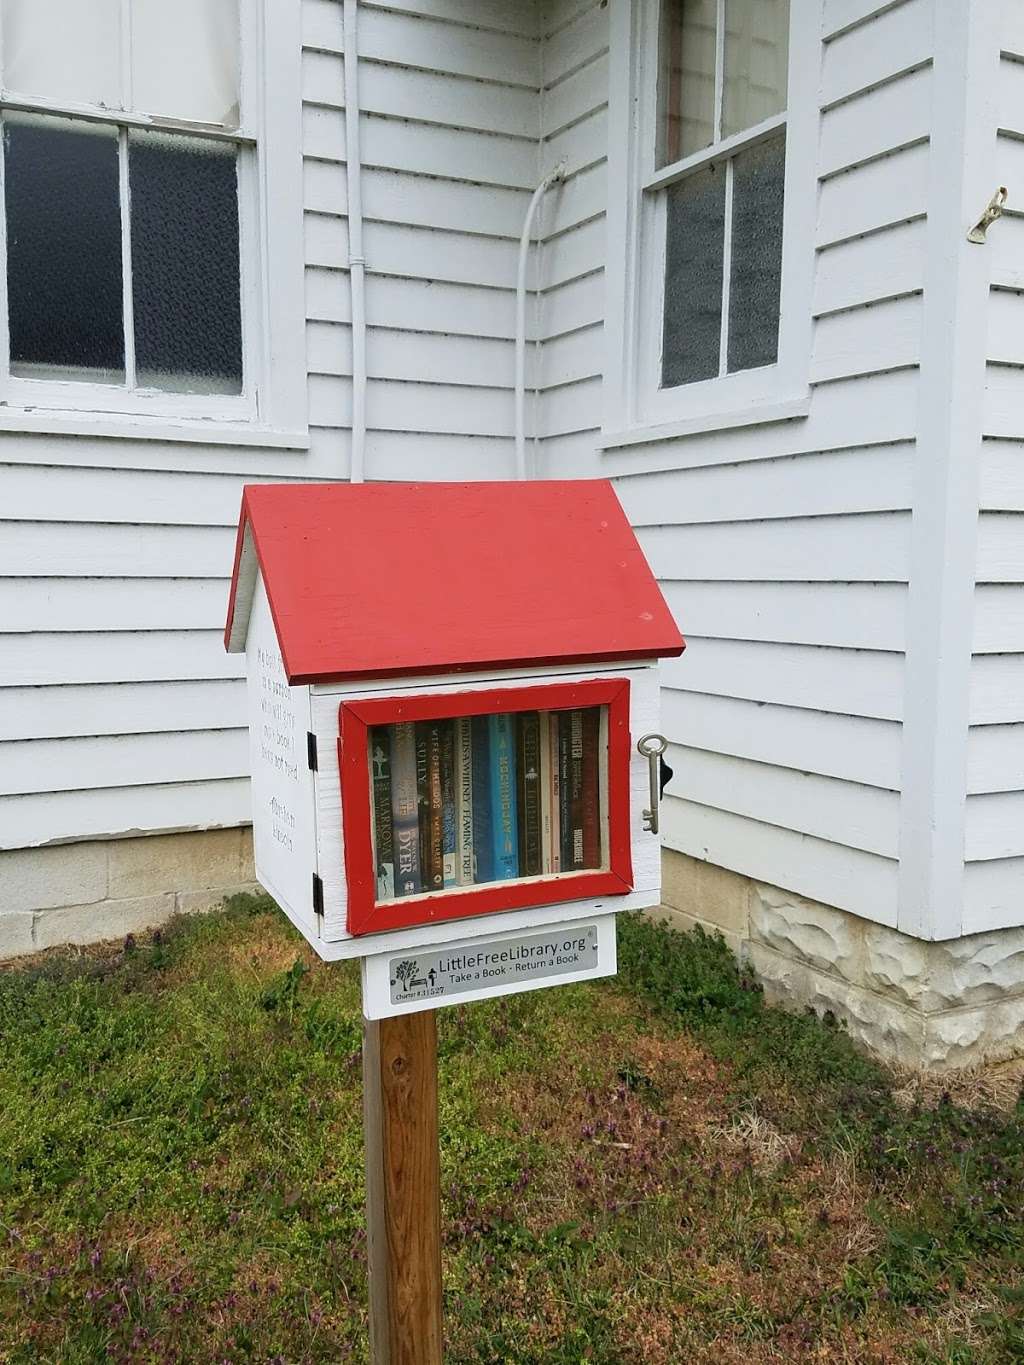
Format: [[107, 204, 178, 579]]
[[580, 706, 601, 869], [517, 712, 542, 877], [441, 719, 457, 888], [415, 724, 430, 885], [558, 712, 572, 870], [456, 717, 474, 885], [425, 722, 445, 891], [489, 713, 519, 880], [568, 708, 585, 870], [471, 715, 493, 884], [390, 722, 421, 897], [550, 713, 562, 874], [539, 712, 554, 875], [370, 726, 395, 901]]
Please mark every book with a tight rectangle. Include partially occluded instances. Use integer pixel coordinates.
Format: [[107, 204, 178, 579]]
[[550, 713, 562, 874], [440, 719, 457, 888], [455, 717, 474, 885], [415, 724, 430, 885], [489, 713, 519, 879], [425, 722, 445, 891], [580, 706, 601, 869], [471, 715, 494, 884], [516, 711, 542, 877], [567, 709, 586, 871], [390, 722, 421, 897], [557, 712, 572, 870], [539, 712, 554, 875], [369, 726, 395, 901]]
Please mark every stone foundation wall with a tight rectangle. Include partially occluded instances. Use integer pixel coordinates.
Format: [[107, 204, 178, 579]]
[[0, 828, 258, 959], [659, 848, 1024, 1072]]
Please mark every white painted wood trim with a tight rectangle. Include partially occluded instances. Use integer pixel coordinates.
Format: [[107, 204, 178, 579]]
[[601, 0, 818, 437], [896, 0, 998, 940]]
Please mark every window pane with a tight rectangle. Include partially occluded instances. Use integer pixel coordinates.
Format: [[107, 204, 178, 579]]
[[3, 115, 124, 383], [658, 0, 717, 167], [723, 0, 789, 137], [662, 163, 725, 388], [129, 132, 243, 394], [131, 0, 240, 128], [1, 0, 120, 108], [728, 132, 785, 373]]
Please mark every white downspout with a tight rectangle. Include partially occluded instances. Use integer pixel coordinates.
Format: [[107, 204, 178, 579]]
[[514, 165, 565, 480], [344, 0, 367, 484]]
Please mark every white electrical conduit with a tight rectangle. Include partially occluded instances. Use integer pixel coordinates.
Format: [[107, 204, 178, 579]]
[[514, 165, 566, 480], [344, 0, 367, 484]]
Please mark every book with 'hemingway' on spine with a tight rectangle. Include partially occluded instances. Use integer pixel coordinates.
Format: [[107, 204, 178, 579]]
[[370, 726, 395, 901]]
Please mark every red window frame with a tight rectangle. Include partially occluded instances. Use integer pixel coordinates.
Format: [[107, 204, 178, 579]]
[[338, 677, 634, 936]]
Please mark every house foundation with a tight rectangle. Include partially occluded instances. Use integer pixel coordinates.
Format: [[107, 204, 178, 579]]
[[658, 849, 1024, 1072], [0, 829, 258, 959]]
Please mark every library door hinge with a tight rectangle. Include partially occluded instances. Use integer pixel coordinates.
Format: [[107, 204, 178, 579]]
[[312, 873, 324, 918], [307, 731, 318, 771]]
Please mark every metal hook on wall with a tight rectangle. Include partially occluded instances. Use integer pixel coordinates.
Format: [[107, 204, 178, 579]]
[[967, 186, 1008, 244]]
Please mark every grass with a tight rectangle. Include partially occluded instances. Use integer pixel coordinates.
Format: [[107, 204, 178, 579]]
[[1, 898, 1023, 1362]]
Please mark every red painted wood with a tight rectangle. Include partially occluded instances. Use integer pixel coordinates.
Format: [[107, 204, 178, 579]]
[[225, 481, 684, 683], [340, 678, 634, 936]]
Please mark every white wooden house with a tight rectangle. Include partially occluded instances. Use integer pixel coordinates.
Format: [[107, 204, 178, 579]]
[[1, 0, 1022, 1068]]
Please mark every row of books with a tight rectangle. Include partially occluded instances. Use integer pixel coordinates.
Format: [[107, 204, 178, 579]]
[[370, 708, 604, 901]]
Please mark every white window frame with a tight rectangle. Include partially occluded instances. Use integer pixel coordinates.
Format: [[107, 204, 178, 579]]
[[602, 0, 818, 445], [0, 0, 307, 444]]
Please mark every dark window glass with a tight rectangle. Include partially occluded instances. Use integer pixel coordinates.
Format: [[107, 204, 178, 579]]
[[3, 114, 124, 382], [661, 161, 725, 388], [129, 131, 242, 393], [727, 131, 785, 373]]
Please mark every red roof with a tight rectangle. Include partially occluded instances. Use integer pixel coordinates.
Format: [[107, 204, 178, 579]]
[[225, 481, 684, 684]]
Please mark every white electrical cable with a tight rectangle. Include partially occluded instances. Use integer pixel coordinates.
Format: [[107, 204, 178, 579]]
[[514, 165, 566, 480], [344, 0, 367, 484]]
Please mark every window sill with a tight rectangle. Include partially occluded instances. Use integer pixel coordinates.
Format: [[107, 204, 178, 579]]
[[0, 405, 310, 450], [600, 393, 811, 451]]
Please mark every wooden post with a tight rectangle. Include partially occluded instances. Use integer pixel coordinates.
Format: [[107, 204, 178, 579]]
[[363, 1010, 443, 1365]]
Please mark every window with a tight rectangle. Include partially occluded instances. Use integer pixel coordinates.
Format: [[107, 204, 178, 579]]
[[603, 0, 813, 437], [658, 0, 788, 386], [0, 0, 306, 433]]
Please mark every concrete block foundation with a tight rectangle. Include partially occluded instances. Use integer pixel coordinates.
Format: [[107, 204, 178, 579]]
[[659, 848, 1024, 1072], [0, 828, 258, 958]]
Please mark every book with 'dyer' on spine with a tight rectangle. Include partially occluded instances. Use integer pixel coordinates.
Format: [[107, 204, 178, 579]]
[[390, 722, 420, 897]]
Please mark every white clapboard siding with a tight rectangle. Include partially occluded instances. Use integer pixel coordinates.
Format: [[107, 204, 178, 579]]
[[2, 633, 244, 688], [0, 524, 237, 579], [0, 730, 249, 798], [816, 144, 928, 249], [0, 579, 230, 634], [978, 439, 1024, 511], [663, 797, 900, 927], [663, 639, 904, 722], [666, 744, 899, 857], [967, 725, 1024, 796], [819, 64, 931, 178], [0, 780, 252, 851], [615, 445, 915, 524], [637, 513, 911, 583], [821, 0, 931, 107], [976, 512, 1024, 582], [0, 0, 545, 848], [1, 464, 248, 526], [963, 858, 1024, 935], [974, 585, 1024, 652], [814, 219, 927, 316], [811, 294, 923, 383], [662, 580, 907, 652], [662, 690, 902, 791], [0, 681, 246, 743], [966, 792, 1024, 863], [971, 657, 1024, 725]]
